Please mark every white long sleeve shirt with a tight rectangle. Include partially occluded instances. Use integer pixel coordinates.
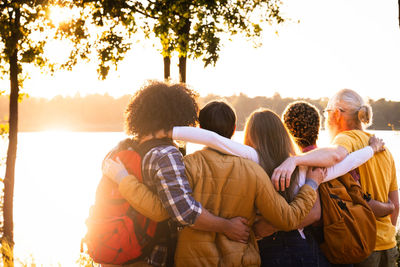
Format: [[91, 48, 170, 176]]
[[173, 126, 373, 184], [173, 126, 374, 238]]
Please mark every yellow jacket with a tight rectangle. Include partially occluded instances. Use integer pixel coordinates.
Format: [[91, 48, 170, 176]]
[[119, 148, 317, 267]]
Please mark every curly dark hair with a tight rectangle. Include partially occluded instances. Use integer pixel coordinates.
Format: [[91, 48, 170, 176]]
[[282, 101, 321, 149], [125, 81, 199, 138]]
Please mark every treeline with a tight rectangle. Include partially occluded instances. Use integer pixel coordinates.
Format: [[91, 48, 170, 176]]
[[0, 93, 399, 132]]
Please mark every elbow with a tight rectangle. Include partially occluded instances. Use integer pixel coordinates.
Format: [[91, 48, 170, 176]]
[[175, 207, 202, 227], [332, 148, 347, 164], [151, 212, 170, 222], [278, 216, 302, 231]]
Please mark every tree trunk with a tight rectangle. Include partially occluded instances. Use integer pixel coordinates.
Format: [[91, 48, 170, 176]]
[[3, 7, 21, 267], [178, 56, 187, 83], [177, 16, 190, 84], [164, 56, 171, 81], [3, 48, 18, 267]]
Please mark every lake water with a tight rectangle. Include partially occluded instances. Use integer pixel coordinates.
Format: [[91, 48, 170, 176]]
[[0, 130, 399, 266]]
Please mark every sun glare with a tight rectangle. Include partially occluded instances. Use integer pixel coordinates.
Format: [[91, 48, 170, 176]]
[[42, 127, 72, 133], [49, 6, 74, 26]]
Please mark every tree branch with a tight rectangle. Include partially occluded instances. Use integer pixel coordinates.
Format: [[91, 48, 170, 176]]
[[124, 2, 158, 20]]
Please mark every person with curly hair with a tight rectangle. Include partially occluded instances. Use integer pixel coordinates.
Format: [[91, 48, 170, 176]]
[[282, 101, 321, 152], [102, 81, 250, 267]]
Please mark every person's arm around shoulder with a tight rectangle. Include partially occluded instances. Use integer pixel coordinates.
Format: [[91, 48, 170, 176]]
[[172, 126, 259, 163], [271, 145, 348, 191], [324, 135, 385, 182]]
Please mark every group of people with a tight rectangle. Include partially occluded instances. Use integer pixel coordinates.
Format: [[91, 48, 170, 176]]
[[101, 81, 399, 267]]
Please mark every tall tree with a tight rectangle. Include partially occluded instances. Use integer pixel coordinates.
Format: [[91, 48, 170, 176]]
[[0, 1, 82, 265]]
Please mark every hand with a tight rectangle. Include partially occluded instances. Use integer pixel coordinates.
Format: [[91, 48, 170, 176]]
[[223, 217, 250, 244], [306, 167, 327, 186], [271, 156, 297, 191], [369, 135, 385, 153], [102, 157, 129, 184], [253, 219, 277, 240]]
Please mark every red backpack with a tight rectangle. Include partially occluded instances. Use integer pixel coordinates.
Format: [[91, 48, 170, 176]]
[[83, 139, 159, 265]]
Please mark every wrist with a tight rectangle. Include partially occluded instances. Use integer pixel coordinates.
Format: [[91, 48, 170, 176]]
[[115, 169, 129, 184], [292, 155, 300, 166], [368, 144, 377, 153], [221, 218, 231, 234], [305, 178, 319, 191]]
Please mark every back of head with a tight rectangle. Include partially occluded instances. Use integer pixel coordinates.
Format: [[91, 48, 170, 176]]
[[125, 81, 199, 138], [199, 101, 236, 139], [283, 101, 321, 149], [244, 108, 299, 202], [327, 89, 373, 129]]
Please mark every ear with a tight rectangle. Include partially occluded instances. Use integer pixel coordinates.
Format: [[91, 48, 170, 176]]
[[333, 108, 341, 123], [233, 124, 237, 133]]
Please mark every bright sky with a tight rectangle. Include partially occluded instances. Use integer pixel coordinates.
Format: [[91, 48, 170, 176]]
[[7, 0, 400, 100]]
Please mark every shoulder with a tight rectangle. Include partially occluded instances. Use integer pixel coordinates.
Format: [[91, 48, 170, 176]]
[[184, 148, 262, 169], [143, 145, 182, 165], [333, 130, 369, 152], [146, 145, 180, 157]]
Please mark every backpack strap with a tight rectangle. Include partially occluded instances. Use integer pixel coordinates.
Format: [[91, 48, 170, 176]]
[[349, 168, 361, 183]]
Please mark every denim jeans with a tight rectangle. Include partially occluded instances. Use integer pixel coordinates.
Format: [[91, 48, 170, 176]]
[[258, 230, 331, 267]]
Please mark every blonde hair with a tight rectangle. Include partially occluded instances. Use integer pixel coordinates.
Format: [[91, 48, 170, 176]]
[[327, 89, 373, 128]]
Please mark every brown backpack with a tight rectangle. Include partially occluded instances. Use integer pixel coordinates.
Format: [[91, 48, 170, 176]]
[[318, 172, 376, 264]]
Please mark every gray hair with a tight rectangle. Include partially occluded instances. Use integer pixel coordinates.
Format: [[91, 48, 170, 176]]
[[327, 89, 373, 128]]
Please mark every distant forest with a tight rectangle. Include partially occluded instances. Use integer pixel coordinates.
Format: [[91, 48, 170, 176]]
[[0, 93, 399, 132]]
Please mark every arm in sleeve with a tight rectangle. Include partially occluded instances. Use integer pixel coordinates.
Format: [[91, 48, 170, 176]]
[[255, 171, 317, 231], [389, 154, 399, 226], [294, 146, 348, 167], [324, 146, 374, 182], [173, 126, 259, 163], [153, 149, 202, 226], [119, 175, 170, 222]]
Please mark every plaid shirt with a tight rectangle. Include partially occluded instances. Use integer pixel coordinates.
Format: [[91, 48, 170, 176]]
[[141, 144, 202, 266]]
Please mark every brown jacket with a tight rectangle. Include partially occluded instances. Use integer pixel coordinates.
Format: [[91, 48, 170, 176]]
[[119, 148, 317, 267]]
